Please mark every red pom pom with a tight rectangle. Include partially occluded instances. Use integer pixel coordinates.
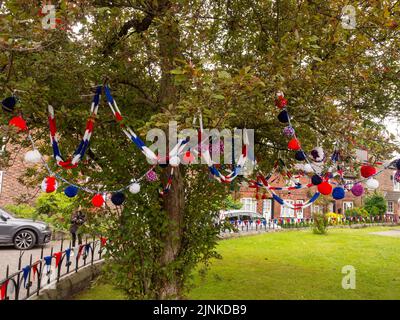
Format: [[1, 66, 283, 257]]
[[360, 165, 376, 178], [92, 194, 104, 207], [9, 116, 28, 132], [46, 177, 57, 193], [318, 182, 332, 195], [275, 96, 287, 109], [288, 138, 301, 151]]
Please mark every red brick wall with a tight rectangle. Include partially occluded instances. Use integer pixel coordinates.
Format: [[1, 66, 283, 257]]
[[0, 144, 39, 207]]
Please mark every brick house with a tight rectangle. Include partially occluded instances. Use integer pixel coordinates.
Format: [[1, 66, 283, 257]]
[[0, 141, 40, 207], [235, 165, 400, 220]]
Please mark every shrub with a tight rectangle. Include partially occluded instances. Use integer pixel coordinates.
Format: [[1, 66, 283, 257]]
[[345, 207, 369, 218], [364, 193, 387, 216], [325, 212, 344, 225], [312, 212, 328, 234]]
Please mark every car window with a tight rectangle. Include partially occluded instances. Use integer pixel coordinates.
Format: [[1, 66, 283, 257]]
[[0, 208, 13, 219]]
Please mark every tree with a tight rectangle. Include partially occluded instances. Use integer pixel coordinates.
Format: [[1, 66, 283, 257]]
[[1, 0, 400, 299], [364, 193, 387, 216]]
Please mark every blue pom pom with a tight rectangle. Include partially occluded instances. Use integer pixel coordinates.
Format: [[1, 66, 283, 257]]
[[332, 186, 345, 200], [295, 151, 306, 161], [311, 175, 322, 185], [111, 192, 125, 206], [64, 185, 79, 198], [396, 159, 400, 170], [277, 110, 289, 123]]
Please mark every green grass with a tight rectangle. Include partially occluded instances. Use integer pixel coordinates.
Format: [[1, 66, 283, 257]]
[[75, 226, 400, 300]]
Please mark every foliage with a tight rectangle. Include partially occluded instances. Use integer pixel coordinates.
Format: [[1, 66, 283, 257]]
[[312, 212, 328, 234], [1, 0, 400, 299], [222, 195, 243, 210], [364, 193, 387, 216], [345, 207, 370, 218]]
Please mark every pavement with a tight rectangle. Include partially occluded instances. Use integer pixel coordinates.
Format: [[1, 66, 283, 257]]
[[0, 240, 63, 280], [369, 229, 400, 238]]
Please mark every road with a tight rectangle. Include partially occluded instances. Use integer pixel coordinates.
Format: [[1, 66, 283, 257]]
[[0, 240, 63, 280]]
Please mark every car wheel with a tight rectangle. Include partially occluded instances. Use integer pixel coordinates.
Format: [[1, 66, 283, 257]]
[[14, 230, 36, 250]]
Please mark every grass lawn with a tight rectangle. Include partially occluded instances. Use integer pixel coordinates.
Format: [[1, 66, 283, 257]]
[[75, 226, 400, 300]]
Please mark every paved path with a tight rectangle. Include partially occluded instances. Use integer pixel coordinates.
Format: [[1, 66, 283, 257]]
[[370, 229, 400, 238], [0, 240, 63, 280]]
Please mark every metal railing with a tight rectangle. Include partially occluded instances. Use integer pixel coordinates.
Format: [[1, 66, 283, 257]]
[[221, 214, 398, 232], [0, 236, 106, 300]]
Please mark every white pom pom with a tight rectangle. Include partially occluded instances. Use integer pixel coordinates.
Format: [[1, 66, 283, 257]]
[[169, 156, 180, 167], [366, 178, 379, 190], [303, 164, 314, 173], [311, 146, 325, 162], [129, 183, 141, 194], [24, 150, 41, 164]]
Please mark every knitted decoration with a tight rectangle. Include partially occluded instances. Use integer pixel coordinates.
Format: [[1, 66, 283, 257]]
[[295, 151, 306, 161], [351, 183, 364, 197], [396, 159, 400, 170], [277, 110, 289, 123], [275, 95, 287, 109], [182, 151, 195, 164], [332, 186, 345, 200], [282, 126, 295, 137], [2, 96, 16, 113], [111, 192, 125, 206], [311, 175, 323, 185], [64, 185, 79, 198], [129, 183, 141, 194], [41, 176, 57, 193], [24, 150, 41, 164], [366, 178, 379, 190], [360, 165, 376, 178], [288, 138, 301, 151], [169, 156, 180, 167], [318, 182, 332, 195], [9, 116, 27, 131], [92, 194, 104, 207], [395, 170, 400, 183], [310, 147, 325, 162], [146, 170, 158, 182], [303, 163, 314, 173]]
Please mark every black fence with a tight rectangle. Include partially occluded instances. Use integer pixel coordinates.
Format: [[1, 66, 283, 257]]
[[221, 214, 398, 232], [0, 236, 106, 301]]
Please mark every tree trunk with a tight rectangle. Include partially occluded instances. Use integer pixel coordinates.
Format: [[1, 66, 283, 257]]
[[156, 7, 185, 299]]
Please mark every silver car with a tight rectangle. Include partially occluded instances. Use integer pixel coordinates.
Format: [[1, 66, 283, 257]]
[[0, 208, 52, 250]]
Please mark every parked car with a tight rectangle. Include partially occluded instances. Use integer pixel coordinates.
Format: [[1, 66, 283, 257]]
[[0, 208, 52, 250]]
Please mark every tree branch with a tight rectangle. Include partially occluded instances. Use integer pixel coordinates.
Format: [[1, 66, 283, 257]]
[[102, 13, 154, 55]]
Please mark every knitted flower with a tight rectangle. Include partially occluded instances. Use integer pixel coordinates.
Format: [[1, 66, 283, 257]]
[[146, 170, 158, 182]]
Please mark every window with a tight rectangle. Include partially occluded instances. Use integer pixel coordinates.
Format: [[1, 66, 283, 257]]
[[281, 200, 294, 217], [387, 201, 394, 214], [312, 205, 322, 214], [295, 200, 304, 219], [262, 199, 272, 220], [343, 201, 354, 213], [240, 198, 256, 212]]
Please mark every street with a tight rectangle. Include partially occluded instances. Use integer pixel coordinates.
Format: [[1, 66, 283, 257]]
[[0, 240, 63, 280]]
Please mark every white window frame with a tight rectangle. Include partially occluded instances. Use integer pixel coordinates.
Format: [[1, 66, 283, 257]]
[[387, 201, 394, 214], [281, 200, 295, 217], [262, 199, 272, 220], [312, 205, 322, 214], [343, 201, 354, 213], [240, 198, 256, 212], [295, 200, 304, 218]]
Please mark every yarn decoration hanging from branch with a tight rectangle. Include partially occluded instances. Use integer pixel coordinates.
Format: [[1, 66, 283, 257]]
[[48, 85, 102, 169]]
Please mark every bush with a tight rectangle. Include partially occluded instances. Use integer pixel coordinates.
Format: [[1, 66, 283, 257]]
[[312, 212, 328, 234], [345, 207, 369, 218], [364, 193, 387, 216]]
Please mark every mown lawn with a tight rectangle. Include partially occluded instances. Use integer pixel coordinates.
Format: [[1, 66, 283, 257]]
[[75, 226, 400, 300]]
